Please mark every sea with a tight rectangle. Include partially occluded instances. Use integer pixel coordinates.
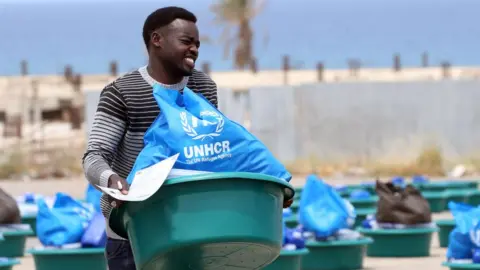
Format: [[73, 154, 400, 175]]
[[0, 0, 479, 75]]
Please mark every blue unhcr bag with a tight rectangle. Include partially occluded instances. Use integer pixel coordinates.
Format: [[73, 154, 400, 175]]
[[125, 85, 291, 183], [299, 175, 352, 238], [36, 193, 95, 247]]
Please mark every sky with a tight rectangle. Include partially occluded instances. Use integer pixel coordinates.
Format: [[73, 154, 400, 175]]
[[1, 0, 479, 75]]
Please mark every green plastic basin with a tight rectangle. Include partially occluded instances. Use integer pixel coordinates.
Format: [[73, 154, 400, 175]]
[[348, 196, 378, 209], [419, 181, 472, 192], [302, 238, 373, 270], [261, 249, 309, 270], [109, 172, 294, 270], [347, 184, 376, 195], [467, 190, 480, 206], [423, 191, 448, 213], [20, 214, 37, 236], [0, 227, 34, 257], [442, 262, 480, 269], [28, 248, 106, 270], [0, 258, 20, 270], [284, 215, 299, 228], [437, 219, 456, 248], [291, 201, 300, 213], [294, 187, 302, 201], [354, 208, 376, 228], [357, 227, 438, 257], [445, 190, 470, 210]]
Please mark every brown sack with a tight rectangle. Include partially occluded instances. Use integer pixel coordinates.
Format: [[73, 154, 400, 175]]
[[0, 188, 21, 224], [375, 181, 432, 225]]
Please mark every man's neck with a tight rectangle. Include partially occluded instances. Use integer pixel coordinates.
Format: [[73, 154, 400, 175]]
[[138, 66, 188, 90], [147, 59, 184, 85]]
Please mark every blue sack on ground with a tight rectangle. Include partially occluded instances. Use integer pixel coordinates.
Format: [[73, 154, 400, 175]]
[[447, 202, 480, 260], [81, 212, 106, 248], [36, 193, 95, 247], [125, 85, 291, 183], [85, 184, 102, 213], [447, 227, 474, 260], [391, 176, 405, 187], [299, 175, 351, 238], [349, 189, 371, 200], [412, 175, 429, 184]]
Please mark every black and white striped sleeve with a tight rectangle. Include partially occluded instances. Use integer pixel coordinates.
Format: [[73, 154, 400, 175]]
[[82, 83, 127, 189]]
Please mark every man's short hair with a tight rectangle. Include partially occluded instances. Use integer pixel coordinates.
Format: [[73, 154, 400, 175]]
[[142, 6, 197, 49]]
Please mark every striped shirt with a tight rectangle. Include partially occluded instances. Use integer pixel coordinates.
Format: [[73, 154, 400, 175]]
[[82, 66, 218, 239]]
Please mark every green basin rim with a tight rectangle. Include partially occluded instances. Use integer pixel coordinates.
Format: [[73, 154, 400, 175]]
[[1, 229, 34, 236], [356, 208, 377, 215], [164, 172, 294, 200], [348, 197, 378, 202], [284, 215, 298, 222], [442, 262, 480, 269], [306, 237, 373, 247], [422, 192, 447, 198], [0, 258, 20, 267], [27, 248, 105, 255], [279, 248, 309, 256], [436, 219, 456, 226], [21, 214, 37, 219], [357, 227, 438, 235]]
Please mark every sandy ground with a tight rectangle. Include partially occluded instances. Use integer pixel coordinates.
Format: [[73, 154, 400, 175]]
[[0, 176, 465, 270]]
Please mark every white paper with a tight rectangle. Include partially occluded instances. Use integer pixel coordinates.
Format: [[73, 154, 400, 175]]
[[97, 153, 179, 202]]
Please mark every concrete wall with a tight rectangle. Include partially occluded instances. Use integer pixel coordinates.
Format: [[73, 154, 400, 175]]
[[82, 80, 480, 164], [248, 80, 480, 163]]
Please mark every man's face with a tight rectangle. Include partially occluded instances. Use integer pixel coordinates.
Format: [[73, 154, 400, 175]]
[[153, 19, 200, 76]]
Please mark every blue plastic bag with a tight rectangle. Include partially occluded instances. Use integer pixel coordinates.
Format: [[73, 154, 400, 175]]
[[36, 193, 95, 247], [349, 189, 371, 199], [447, 227, 474, 260], [391, 176, 405, 187], [412, 175, 429, 184], [299, 175, 351, 238], [125, 85, 291, 183], [447, 202, 480, 260], [81, 212, 107, 248], [85, 184, 102, 213]]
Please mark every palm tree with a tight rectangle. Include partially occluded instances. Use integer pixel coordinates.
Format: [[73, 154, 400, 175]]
[[210, 0, 266, 70]]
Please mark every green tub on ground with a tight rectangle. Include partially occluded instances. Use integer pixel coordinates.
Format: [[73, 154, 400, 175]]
[[294, 187, 303, 201], [347, 184, 376, 195], [0, 258, 20, 270], [467, 190, 480, 206], [109, 172, 294, 270], [28, 248, 106, 270], [445, 189, 471, 210], [20, 214, 37, 236], [348, 196, 378, 210], [357, 227, 438, 257], [284, 215, 299, 228], [436, 219, 456, 248], [418, 181, 472, 192], [301, 238, 373, 270], [291, 201, 300, 213], [354, 208, 376, 228], [0, 227, 34, 257], [262, 249, 309, 270], [422, 191, 448, 213], [442, 262, 480, 270]]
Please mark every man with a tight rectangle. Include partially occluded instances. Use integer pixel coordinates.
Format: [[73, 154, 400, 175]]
[[83, 6, 292, 270], [82, 7, 216, 269]]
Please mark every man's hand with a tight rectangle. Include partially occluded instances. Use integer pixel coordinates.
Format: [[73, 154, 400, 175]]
[[108, 174, 129, 208], [283, 187, 294, 208], [283, 198, 293, 208]]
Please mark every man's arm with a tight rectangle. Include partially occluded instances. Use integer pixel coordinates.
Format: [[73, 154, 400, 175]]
[[82, 83, 127, 189]]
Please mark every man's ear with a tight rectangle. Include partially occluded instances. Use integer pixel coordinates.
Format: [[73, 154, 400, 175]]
[[151, 31, 163, 48]]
